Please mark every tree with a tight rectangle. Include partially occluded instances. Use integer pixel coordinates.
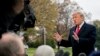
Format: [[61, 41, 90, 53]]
[[25, 0, 58, 47], [93, 20, 100, 50], [56, 0, 71, 38], [30, 0, 58, 35]]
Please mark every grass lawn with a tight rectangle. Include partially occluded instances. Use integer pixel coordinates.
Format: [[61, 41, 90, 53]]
[[27, 48, 36, 56], [27, 47, 72, 56]]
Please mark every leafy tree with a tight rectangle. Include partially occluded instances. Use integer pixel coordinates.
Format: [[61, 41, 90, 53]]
[[30, 0, 58, 35], [93, 20, 100, 50], [25, 0, 58, 47], [30, 0, 58, 26]]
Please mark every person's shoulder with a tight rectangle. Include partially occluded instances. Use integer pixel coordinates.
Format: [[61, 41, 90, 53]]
[[85, 23, 96, 30], [85, 23, 96, 29]]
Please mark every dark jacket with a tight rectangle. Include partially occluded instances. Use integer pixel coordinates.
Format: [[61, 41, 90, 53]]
[[59, 23, 96, 56]]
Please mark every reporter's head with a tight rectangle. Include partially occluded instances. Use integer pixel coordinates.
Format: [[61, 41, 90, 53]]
[[0, 32, 25, 56], [35, 45, 55, 56]]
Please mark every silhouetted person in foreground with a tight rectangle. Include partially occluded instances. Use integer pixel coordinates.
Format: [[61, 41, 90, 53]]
[[0, 32, 25, 56]]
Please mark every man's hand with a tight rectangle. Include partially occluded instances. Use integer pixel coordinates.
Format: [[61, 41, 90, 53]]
[[72, 31, 79, 41], [53, 32, 62, 42]]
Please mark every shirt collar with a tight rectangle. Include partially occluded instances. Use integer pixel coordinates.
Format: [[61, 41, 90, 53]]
[[79, 21, 85, 29]]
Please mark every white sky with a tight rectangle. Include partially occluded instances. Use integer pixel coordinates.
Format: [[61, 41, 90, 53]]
[[72, 0, 100, 21], [58, 0, 100, 21]]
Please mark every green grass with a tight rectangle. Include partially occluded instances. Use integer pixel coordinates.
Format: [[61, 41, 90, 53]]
[[27, 47, 72, 56], [27, 48, 36, 56]]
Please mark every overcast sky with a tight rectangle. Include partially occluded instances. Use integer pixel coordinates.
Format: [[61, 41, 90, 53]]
[[72, 0, 100, 21], [58, 0, 100, 21]]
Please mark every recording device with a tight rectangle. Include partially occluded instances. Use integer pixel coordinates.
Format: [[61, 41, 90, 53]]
[[55, 49, 64, 56], [0, 0, 36, 37], [23, 0, 36, 30], [8, 0, 36, 32]]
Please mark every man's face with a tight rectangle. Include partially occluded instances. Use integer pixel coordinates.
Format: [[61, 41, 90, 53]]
[[72, 12, 84, 26]]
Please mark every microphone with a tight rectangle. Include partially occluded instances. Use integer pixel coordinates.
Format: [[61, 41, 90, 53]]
[[63, 51, 70, 56], [78, 53, 86, 56], [55, 49, 64, 56]]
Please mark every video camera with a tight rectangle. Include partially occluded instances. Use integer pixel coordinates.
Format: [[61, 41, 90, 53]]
[[23, 0, 36, 30], [0, 0, 36, 37], [8, 0, 36, 32]]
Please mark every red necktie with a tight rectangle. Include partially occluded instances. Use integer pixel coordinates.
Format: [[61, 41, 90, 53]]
[[75, 26, 80, 35]]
